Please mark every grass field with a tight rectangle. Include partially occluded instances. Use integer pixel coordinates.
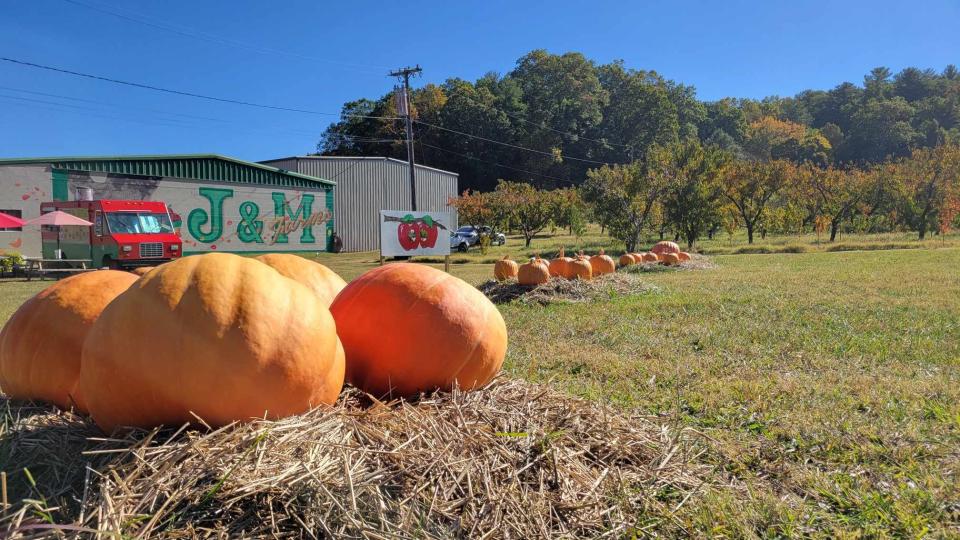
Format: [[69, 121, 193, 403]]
[[1, 240, 958, 536]]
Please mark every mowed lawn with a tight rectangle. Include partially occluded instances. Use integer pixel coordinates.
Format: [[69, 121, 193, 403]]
[[1, 247, 957, 536]]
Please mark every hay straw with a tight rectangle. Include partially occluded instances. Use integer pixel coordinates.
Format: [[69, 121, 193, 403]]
[[478, 273, 658, 305], [0, 377, 717, 538]]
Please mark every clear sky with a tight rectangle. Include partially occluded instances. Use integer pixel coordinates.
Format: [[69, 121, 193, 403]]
[[2, 0, 957, 162]]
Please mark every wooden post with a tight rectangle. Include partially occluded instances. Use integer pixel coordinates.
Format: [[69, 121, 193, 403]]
[[380, 255, 385, 266], [444, 255, 450, 273]]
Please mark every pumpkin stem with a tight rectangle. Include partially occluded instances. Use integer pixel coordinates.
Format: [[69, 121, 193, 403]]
[[558, 247, 565, 258], [599, 248, 605, 255]]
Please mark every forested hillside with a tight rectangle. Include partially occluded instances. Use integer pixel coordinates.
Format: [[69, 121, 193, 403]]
[[318, 50, 960, 192]]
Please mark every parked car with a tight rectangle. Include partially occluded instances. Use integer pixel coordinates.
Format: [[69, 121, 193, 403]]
[[449, 226, 506, 252]]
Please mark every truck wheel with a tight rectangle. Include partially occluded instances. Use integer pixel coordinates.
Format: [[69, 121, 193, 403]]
[[102, 256, 120, 270]]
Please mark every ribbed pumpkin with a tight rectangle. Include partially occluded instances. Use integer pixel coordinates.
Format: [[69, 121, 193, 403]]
[[677, 252, 692, 262], [255, 253, 346, 306], [589, 249, 616, 276], [80, 253, 344, 433], [618, 253, 636, 267], [493, 256, 519, 281], [568, 257, 593, 280], [518, 257, 550, 286], [330, 264, 508, 399], [0, 270, 139, 412], [548, 248, 574, 279], [651, 241, 681, 255], [660, 252, 681, 266], [640, 252, 659, 263], [130, 266, 154, 276]]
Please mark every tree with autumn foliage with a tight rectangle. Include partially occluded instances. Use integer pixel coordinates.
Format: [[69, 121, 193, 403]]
[[492, 181, 556, 247], [448, 190, 492, 228], [719, 159, 794, 243], [797, 165, 872, 242], [888, 145, 960, 239], [581, 161, 671, 251], [658, 140, 731, 249]]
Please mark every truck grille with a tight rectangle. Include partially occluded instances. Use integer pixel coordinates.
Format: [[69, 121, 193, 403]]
[[139, 242, 164, 258]]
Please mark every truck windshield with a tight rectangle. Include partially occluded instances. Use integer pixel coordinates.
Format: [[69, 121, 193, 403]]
[[106, 212, 174, 234]]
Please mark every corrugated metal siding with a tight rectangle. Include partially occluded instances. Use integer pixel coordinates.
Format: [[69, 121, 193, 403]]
[[263, 158, 458, 252]]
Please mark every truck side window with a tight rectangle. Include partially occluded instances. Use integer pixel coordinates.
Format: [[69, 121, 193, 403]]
[[95, 211, 104, 236]]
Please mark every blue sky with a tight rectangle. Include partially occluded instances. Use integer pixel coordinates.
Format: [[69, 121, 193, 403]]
[[2, 0, 958, 162]]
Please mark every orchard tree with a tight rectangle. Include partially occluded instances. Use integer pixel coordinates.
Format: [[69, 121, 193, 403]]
[[800, 165, 871, 242], [493, 181, 555, 247], [658, 140, 730, 249], [581, 162, 670, 252], [891, 145, 960, 239], [448, 190, 492, 228], [551, 188, 588, 237], [719, 159, 794, 243]]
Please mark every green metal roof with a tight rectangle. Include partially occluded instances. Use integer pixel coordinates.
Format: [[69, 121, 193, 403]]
[[0, 154, 335, 189]]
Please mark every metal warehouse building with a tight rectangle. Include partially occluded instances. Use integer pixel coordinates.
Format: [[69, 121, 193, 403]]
[[261, 156, 459, 252], [0, 155, 334, 260]]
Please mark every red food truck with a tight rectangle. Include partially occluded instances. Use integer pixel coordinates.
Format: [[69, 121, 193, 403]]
[[40, 200, 183, 269]]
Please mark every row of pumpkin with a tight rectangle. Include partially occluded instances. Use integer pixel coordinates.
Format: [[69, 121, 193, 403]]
[[0, 253, 507, 433], [494, 241, 692, 285]]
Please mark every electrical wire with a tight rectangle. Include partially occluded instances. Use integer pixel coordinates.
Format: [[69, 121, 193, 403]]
[[0, 57, 400, 121], [419, 142, 573, 185], [59, 0, 388, 75]]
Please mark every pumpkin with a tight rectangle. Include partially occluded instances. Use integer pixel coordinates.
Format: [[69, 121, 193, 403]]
[[640, 252, 659, 263], [130, 266, 154, 276], [677, 252, 692, 262], [548, 248, 574, 279], [651, 241, 681, 255], [79, 253, 344, 432], [660, 252, 681, 266], [330, 264, 507, 399], [0, 270, 139, 412], [618, 253, 636, 267], [493, 256, 519, 281], [568, 258, 593, 280], [589, 249, 616, 276], [255, 253, 346, 306], [518, 257, 551, 286]]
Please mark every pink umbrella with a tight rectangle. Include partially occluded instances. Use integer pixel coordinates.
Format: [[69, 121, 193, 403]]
[[24, 211, 93, 259], [0, 211, 24, 229]]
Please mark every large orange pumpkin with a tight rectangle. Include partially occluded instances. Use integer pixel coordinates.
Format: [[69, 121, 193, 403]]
[[80, 253, 344, 433], [660, 253, 681, 266], [0, 270, 139, 412], [589, 249, 616, 276], [651, 241, 681, 255], [493, 256, 519, 281], [130, 266, 154, 276], [255, 253, 346, 306], [640, 252, 659, 263], [618, 253, 636, 267], [548, 248, 574, 279], [330, 264, 507, 399], [518, 258, 550, 286], [569, 257, 593, 280], [677, 252, 692, 262]]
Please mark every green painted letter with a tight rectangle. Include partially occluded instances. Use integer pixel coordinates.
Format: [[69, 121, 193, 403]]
[[272, 193, 315, 244], [188, 187, 233, 243]]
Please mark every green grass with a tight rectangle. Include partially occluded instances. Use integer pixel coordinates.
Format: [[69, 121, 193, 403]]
[[2, 240, 958, 536]]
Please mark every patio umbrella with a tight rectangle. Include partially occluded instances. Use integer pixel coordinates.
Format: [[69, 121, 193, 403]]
[[25, 211, 93, 258], [0, 211, 24, 229]]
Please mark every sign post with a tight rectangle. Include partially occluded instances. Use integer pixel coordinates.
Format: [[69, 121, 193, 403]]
[[380, 210, 452, 270]]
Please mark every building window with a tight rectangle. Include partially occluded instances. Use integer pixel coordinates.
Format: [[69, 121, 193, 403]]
[[0, 209, 22, 231]]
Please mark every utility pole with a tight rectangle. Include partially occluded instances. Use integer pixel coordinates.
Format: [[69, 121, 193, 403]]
[[389, 65, 422, 210]]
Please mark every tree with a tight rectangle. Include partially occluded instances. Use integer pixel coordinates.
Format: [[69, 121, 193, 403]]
[[799, 165, 871, 241], [551, 188, 588, 237], [743, 116, 831, 165], [719, 160, 794, 243], [493, 181, 555, 247], [448, 190, 492, 228], [581, 162, 670, 251], [891, 145, 960, 239], [658, 140, 730, 249]]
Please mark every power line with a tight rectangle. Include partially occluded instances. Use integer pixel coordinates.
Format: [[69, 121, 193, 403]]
[[59, 0, 388, 75], [419, 142, 573, 185], [0, 57, 399, 121], [414, 119, 613, 166]]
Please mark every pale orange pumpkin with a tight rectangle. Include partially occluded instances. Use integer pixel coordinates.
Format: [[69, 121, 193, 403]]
[[677, 252, 692, 262], [589, 249, 616, 276], [651, 241, 681, 255], [640, 252, 659, 263], [80, 253, 344, 433], [493, 256, 519, 281], [330, 264, 507, 399], [660, 252, 681, 266], [255, 253, 346, 306], [548, 248, 574, 279], [568, 257, 593, 280], [518, 257, 551, 286], [618, 253, 636, 267], [130, 266, 154, 276], [0, 270, 139, 412]]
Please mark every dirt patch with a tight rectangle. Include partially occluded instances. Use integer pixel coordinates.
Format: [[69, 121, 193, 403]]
[[478, 272, 659, 304], [0, 378, 723, 538]]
